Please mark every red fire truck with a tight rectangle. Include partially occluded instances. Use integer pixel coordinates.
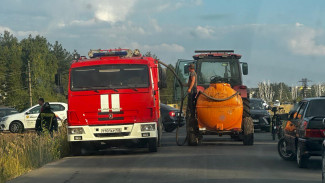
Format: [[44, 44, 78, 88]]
[[67, 49, 165, 155]]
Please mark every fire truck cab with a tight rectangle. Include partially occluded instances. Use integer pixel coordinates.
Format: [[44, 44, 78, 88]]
[[67, 49, 165, 154]]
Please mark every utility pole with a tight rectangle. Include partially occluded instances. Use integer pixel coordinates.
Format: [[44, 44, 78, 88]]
[[28, 60, 32, 107], [299, 78, 312, 98]]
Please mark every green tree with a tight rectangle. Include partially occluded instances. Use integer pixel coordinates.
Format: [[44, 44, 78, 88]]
[[20, 35, 59, 105], [50, 41, 72, 99], [0, 31, 28, 109]]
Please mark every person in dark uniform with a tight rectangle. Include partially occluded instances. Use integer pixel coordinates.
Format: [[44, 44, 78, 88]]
[[38, 98, 45, 112], [35, 102, 58, 136]]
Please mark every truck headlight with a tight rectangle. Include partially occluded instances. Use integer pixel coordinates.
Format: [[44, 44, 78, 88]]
[[68, 128, 85, 134], [141, 124, 155, 131]]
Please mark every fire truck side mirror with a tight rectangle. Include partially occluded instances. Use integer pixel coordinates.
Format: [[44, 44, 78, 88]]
[[55, 74, 61, 86], [242, 62, 248, 75], [159, 68, 167, 89]]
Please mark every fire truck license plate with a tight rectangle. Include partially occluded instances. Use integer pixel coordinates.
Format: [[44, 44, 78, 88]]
[[101, 128, 121, 133]]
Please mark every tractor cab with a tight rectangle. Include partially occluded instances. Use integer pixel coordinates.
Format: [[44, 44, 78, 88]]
[[174, 50, 248, 101]]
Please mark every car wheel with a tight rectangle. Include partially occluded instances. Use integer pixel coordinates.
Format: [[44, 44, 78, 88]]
[[278, 138, 295, 161], [322, 147, 325, 183], [9, 121, 23, 133], [297, 145, 309, 168]]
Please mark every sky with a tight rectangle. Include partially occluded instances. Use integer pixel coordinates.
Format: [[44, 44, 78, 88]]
[[0, 0, 325, 87]]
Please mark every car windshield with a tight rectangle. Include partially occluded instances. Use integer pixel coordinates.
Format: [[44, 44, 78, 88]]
[[71, 64, 149, 91], [0, 109, 18, 117], [305, 100, 325, 117], [198, 59, 241, 86], [250, 100, 264, 110]]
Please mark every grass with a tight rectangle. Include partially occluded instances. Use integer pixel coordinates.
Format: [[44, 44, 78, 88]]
[[0, 126, 69, 183]]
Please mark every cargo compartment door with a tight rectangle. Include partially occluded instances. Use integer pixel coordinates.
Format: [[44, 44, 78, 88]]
[[174, 59, 195, 101]]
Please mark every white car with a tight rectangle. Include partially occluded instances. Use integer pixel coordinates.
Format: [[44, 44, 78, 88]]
[[0, 102, 67, 133]]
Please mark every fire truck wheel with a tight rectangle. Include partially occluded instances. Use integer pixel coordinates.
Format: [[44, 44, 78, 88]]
[[148, 138, 158, 152], [70, 142, 82, 156], [243, 117, 254, 146], [158, 118, 163, 147], [243, 98, 250, 118]]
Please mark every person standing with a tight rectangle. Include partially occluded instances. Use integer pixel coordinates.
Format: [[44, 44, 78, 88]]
[[35, 102, 58, 136], [186, 63, 197, 113], [38, 98, 45, 112]]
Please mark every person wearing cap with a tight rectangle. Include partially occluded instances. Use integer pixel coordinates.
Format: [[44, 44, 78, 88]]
[[186, 63, 198, 114], [35, 102, 58, 135]]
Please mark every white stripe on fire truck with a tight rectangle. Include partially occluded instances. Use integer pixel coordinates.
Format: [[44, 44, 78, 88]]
[[100, 94, 109, 112], [111, 94, 120, 112]]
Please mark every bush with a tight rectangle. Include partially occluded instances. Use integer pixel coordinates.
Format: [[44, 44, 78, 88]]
[[0, 126, 69, 183]]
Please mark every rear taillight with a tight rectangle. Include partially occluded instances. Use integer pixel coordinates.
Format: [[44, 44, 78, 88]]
[[305, 129, 325, 138], [169, 111, 176, 117]]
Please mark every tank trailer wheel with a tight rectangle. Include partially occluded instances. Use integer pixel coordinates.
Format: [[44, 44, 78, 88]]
[[243, 117, 254, 146]]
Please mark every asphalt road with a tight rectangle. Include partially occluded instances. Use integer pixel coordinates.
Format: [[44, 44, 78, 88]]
[[9, 130, 321, 183]]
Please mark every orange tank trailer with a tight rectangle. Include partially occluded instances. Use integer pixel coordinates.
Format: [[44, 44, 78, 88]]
[[196, 83, 243, 132]]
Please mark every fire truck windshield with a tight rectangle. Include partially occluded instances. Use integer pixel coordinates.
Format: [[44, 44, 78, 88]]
[[70, 64, 149, 91], [197, 59, 241, 86]]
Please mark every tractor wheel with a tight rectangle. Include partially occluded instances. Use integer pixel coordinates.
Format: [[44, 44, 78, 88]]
[[188, 130, 199, 146], [187, 116, 198, 146], [242, 117, 254, 146], [243, 98, 250, 118]]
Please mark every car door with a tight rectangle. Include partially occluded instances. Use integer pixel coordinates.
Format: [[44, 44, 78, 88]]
[[174, 59, 195, 101], [286, 101, 307, 152], [51, 104, 67, 124], [25, 105, 41, 129]]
